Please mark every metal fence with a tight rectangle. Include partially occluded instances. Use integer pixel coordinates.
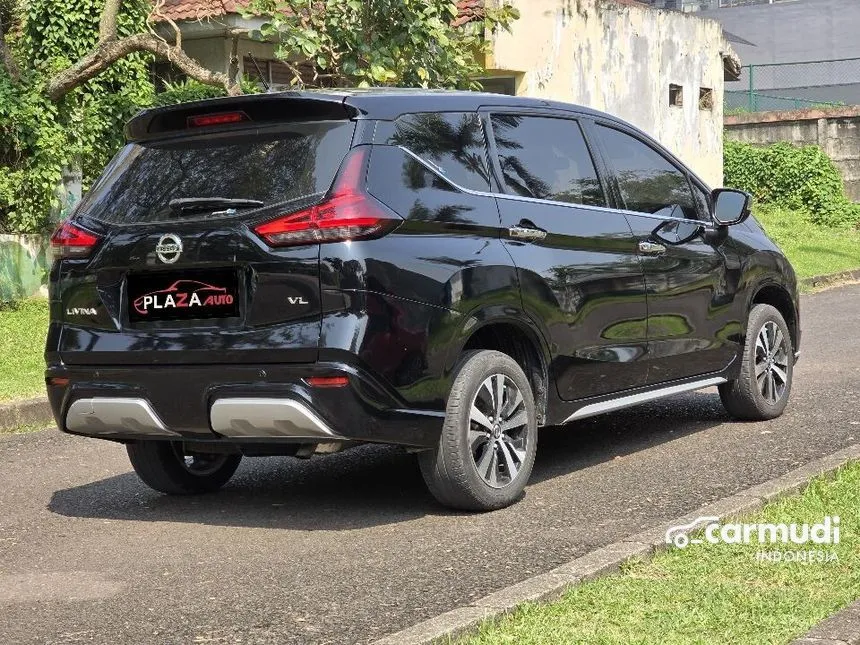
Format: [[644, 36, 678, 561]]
[[726, 58, 860, 113]]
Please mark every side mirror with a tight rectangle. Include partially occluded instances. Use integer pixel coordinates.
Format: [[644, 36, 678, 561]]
[[712, 188, 751, 227]]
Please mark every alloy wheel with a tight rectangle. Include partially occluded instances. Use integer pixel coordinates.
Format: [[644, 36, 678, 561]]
[[755, 321, 789, 405], [468, 373, 529, 489]]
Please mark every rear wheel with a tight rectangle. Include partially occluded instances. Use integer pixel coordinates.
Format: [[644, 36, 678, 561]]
[[719, 304, 794, 421], [419, 350, 538, 511], [126, 441, 241, 494]]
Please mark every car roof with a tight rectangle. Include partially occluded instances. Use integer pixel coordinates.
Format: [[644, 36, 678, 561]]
[[125, 87, 620, 141], [281, 87, 609, 119]]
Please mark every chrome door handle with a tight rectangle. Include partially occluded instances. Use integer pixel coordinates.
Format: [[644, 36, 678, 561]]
[[508, 226, 547, 242], [639, 241, 667, 256]]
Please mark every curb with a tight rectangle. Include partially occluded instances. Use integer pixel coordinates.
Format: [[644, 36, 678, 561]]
[[792, 600, 860, 645], [800, 268, 860, 290], [372, 443, 860, 645], [0, 396, 53, 431]]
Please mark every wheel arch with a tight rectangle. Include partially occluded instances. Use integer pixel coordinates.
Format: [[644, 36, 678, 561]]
[[750, 282, 799, 351], [451, 313, 551, 426]]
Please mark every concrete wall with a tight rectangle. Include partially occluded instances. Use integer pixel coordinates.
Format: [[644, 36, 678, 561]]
[[724, 106, 860, 202], [488, 0, 734, 187], [0, 235, 50, 303]]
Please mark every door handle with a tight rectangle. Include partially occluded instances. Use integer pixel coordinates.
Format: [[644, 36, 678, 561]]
[[638, 240, 667, 256], [508, 225, 547, 242]]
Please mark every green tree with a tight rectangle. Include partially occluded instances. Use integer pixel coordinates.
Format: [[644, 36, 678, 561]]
[[244, 0, 519, 89]]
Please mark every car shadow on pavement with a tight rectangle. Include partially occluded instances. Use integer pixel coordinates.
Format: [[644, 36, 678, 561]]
[[48, 391, 731, 530]]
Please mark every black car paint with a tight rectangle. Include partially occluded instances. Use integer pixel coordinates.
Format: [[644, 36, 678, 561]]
[[46, 90, 800, 450]]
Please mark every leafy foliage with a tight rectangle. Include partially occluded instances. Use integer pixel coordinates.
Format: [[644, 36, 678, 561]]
[[724, 140, 860, 229], [0, 0, 154, 233], [151, 78, 229, 108], [1, 0, 515, 233], [244, 0, 519, 89]]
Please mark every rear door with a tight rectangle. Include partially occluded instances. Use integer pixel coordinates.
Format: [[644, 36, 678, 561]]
[[485, 111, 649, 401], [57, 105, 355, 366], [589, 122, 739, 384]]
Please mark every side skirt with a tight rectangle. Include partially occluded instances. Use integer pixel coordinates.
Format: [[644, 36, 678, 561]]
[[558, 376, 729, 425]]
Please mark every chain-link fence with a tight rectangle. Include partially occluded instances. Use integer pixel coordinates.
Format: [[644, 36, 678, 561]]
[[726, 58, 860, 113]]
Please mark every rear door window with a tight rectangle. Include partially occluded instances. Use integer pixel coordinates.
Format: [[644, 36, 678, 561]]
[[387, 112, 491, 192], [596, 124, 698, 220], [489, 114, 606, 207], [78, 120, 355, 225]]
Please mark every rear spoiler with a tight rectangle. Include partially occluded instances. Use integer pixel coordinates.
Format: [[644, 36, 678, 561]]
[[125, 92, 360, 142]]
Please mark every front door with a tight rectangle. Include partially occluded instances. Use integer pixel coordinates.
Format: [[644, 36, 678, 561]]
[[591, 123, 741, 384], [485, 112, 649, 401]]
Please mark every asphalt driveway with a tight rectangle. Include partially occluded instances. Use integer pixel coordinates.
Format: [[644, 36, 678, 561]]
[[1, 283, 858, 645]]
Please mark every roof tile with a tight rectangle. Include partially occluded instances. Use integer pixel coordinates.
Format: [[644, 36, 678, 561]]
[[155, 0, 247, 22], [155, 0, 486, 24]]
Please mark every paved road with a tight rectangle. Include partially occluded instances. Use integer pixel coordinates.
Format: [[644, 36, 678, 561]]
[[1, 284, 859, 645]]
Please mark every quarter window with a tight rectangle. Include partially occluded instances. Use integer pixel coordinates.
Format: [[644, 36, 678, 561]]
[[596, 125, 698, 220], [489, 115, 606, 207], [388, 112, 491, 192]]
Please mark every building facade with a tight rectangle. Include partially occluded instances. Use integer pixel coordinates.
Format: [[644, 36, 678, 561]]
[[483, 0, 738, 185], [156, 0, 739, 186]]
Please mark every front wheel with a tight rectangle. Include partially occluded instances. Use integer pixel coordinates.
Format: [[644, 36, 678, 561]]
[[126, 441, 241, 495], [719, 304, 794, 421], [419, 350, 538, 511]]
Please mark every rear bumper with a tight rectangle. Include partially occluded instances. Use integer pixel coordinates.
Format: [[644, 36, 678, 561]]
[[47, 362, 444, 448]]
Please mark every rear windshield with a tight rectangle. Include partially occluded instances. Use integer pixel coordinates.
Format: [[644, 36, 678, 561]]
[[78, 120, 355, 225]]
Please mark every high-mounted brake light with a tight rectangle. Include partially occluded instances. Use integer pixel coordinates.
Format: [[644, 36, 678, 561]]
[[50, 220, 100, 259], [187, 111, 249, 128], [253, 148, 401, 248]]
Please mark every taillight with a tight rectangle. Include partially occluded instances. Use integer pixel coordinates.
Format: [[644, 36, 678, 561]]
[[253, 147, 401, 247], [50, 220, 100, 259]]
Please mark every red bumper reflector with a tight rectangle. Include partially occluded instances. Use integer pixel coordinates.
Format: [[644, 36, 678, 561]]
[[48, 377, 69, 387], [305, 376, 350, 388]]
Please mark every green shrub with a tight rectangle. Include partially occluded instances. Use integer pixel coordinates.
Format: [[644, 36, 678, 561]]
[[724, 140, 860, 229], [151, 79, 228, 108]]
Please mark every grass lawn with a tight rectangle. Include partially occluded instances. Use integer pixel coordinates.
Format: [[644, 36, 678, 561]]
[[0, 298, 49, 402], [460, 462, 860, 645], [0, 422, 51, 436], [755, 206, 860, 280]]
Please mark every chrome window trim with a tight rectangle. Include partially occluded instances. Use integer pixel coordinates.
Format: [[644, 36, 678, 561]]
[[396, 145, 717, 229]]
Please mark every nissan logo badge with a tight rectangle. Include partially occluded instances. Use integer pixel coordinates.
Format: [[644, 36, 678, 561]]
[[155, 234, 183, 264]]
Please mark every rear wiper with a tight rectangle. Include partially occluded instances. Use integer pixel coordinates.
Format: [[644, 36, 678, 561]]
[[168, 197, 265, 213]]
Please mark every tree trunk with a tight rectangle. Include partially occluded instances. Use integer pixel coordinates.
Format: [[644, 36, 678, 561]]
[[46, 33, 240, 100], [45, 0, 242, 101], [0, 21, 20, 81]]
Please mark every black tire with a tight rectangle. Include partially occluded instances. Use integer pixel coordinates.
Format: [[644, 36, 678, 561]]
[[419, 350, 538, 511], [126, 441, 241, 495], [719, 304, 794, 421]]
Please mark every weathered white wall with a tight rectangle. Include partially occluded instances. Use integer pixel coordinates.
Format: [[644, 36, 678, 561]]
[[489, 0, 734, 186], [0, 235, 50, 303]]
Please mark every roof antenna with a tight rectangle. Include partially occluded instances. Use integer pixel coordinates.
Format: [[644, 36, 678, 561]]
[[247, 53, 271, 92]]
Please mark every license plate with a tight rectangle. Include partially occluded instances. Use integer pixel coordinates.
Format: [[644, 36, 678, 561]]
[[128, 269, 240, 323]]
